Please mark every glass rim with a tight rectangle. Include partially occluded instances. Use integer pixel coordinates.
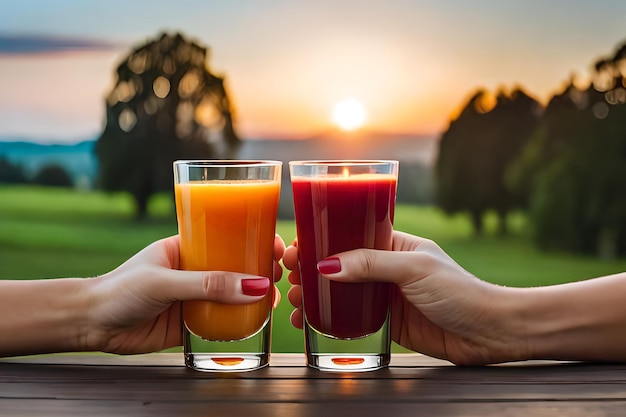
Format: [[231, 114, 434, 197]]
[[288, 160, 398, 166], [174, 160, 282, 168]]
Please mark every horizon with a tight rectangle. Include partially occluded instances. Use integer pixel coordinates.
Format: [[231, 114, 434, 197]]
[[0, 128, 439, 146], [1, 1, 626, 144]]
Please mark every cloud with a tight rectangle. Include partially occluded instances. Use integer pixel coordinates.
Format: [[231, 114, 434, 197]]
[[0, 34, 122, 55]]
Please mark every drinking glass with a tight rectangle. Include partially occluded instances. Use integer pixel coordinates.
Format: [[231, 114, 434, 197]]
[[174, 160, 282, 372], [289, 160, 399, 372]]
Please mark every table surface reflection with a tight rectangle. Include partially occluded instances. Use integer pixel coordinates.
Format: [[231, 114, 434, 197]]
[[2, 353, 626, 416]]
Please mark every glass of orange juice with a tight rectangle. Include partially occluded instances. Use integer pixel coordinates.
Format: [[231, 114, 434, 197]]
[[173, 160, 282, 372]]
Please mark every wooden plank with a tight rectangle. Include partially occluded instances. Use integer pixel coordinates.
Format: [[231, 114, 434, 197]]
[[1, 399, 626, 417], [3, 373, 626, 402], [3, 381, 626, 402], [0, 352, 453, 367], [1, 352, 589, 370], [3, 353, 626, 417], [2, 357, 626, 382]]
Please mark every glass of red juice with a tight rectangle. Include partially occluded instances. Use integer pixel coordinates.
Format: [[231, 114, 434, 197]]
[[289, 160, 399, 372]]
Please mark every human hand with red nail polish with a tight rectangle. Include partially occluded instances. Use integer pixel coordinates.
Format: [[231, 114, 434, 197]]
[[283, 231, 530, 366], [285, 231, 626, 365], [0, 234, 286, 358]]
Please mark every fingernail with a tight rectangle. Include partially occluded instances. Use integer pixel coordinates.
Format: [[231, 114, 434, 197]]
[[317, 257, 342, 275], [241, 278, 270, 296]]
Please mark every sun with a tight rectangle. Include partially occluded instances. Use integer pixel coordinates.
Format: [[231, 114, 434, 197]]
[[332, 98, 367, 131]]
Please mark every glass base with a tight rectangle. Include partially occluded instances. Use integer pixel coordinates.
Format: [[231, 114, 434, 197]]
[[306, 353, 389, 372], [304, 313, 391, 372], [185, 353, 269, 372], [183, 311, 272, 373]]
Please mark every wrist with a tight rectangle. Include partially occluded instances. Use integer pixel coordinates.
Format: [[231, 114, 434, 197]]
[[477, 284, 535, 363], [52, 277, 94, 353], [504, 285, 587, 361], [0, 278, 92, 357], [79, 276, 110, 352]]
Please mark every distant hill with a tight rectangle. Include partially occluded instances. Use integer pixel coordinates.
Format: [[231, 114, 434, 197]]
[[0, 133, 438, 214], [239, 131, 437, 166], [239, 132, 438, 217], [0, 139, 98, 187]]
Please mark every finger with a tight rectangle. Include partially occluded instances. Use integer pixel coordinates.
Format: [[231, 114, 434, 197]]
[[290, 308, 304, 329], [159, 270, 271, 304], [273, 235, 286, 283], [157, 235, 181, 269], [272, 285, 281, 308], [287, 269, 301, 285], [390, 286, 407, 344], [282, 245, 299, 270], [317, 249, 424, 286], [273, 260, 283, 283], [391, 230, 429, 251], [287, 285, 302, 308], [274, 234, 286, 262], [114, 235, 180, 273]]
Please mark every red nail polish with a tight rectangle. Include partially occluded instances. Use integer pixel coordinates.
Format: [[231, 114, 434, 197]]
[[317, 257, 342, 274], [241, 278, 270, 296]]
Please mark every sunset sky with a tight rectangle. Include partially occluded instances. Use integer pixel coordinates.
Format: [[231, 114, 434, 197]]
[[1, 0, 626, 143]]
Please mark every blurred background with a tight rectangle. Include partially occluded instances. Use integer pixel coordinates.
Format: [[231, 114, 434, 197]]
[[1, 0, 626, 352]]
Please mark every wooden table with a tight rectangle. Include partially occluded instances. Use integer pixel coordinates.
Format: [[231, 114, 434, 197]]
[[2, 353, 626, 416]]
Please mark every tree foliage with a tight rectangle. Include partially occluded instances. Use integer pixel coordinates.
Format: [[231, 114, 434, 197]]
[[435, 88, 541, 235], [507, 43, 626, 258], [0, 157, 28, 184], [95, 32, 241, 219], [32, 164, 74, 187]]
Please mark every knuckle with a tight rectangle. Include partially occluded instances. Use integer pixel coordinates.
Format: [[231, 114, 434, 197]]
[[363, 252, 375, 274], [413, 251, 437, 277], [422, 237, 447, 258], [421, 253, 437, 269], [420, 238, 439, 251], [202, 271, 229, 299], [357, 250, 377, 277], [274, 263, 283, 281]]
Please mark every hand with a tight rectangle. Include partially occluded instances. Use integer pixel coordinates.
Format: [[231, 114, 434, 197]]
[[85, 234, 285, 354], [284, 231, 526, 365]]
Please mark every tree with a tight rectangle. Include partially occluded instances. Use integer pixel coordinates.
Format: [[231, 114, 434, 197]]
[[0, 157, 28, 184], [95, 32, 241, 219], [435, 88, 541, 235], [508, 42, 626, 258], [32, 164, 73, 187]]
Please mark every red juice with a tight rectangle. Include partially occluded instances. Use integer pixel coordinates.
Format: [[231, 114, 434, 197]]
[[292, 174, 397, 339]]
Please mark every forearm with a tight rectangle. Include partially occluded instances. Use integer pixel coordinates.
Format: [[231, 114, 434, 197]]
[[516, 272, 626, 362], [0, 278, 91, 357]]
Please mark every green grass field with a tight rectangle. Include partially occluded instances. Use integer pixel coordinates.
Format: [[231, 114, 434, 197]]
[[1, 185, 625, 353]]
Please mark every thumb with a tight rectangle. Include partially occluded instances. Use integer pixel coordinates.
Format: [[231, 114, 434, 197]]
[[158, 270, 271, 304], [317, 249, 420, 286]]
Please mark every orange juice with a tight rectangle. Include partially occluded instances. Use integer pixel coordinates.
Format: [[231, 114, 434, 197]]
[[175, 180, 280, 341]]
